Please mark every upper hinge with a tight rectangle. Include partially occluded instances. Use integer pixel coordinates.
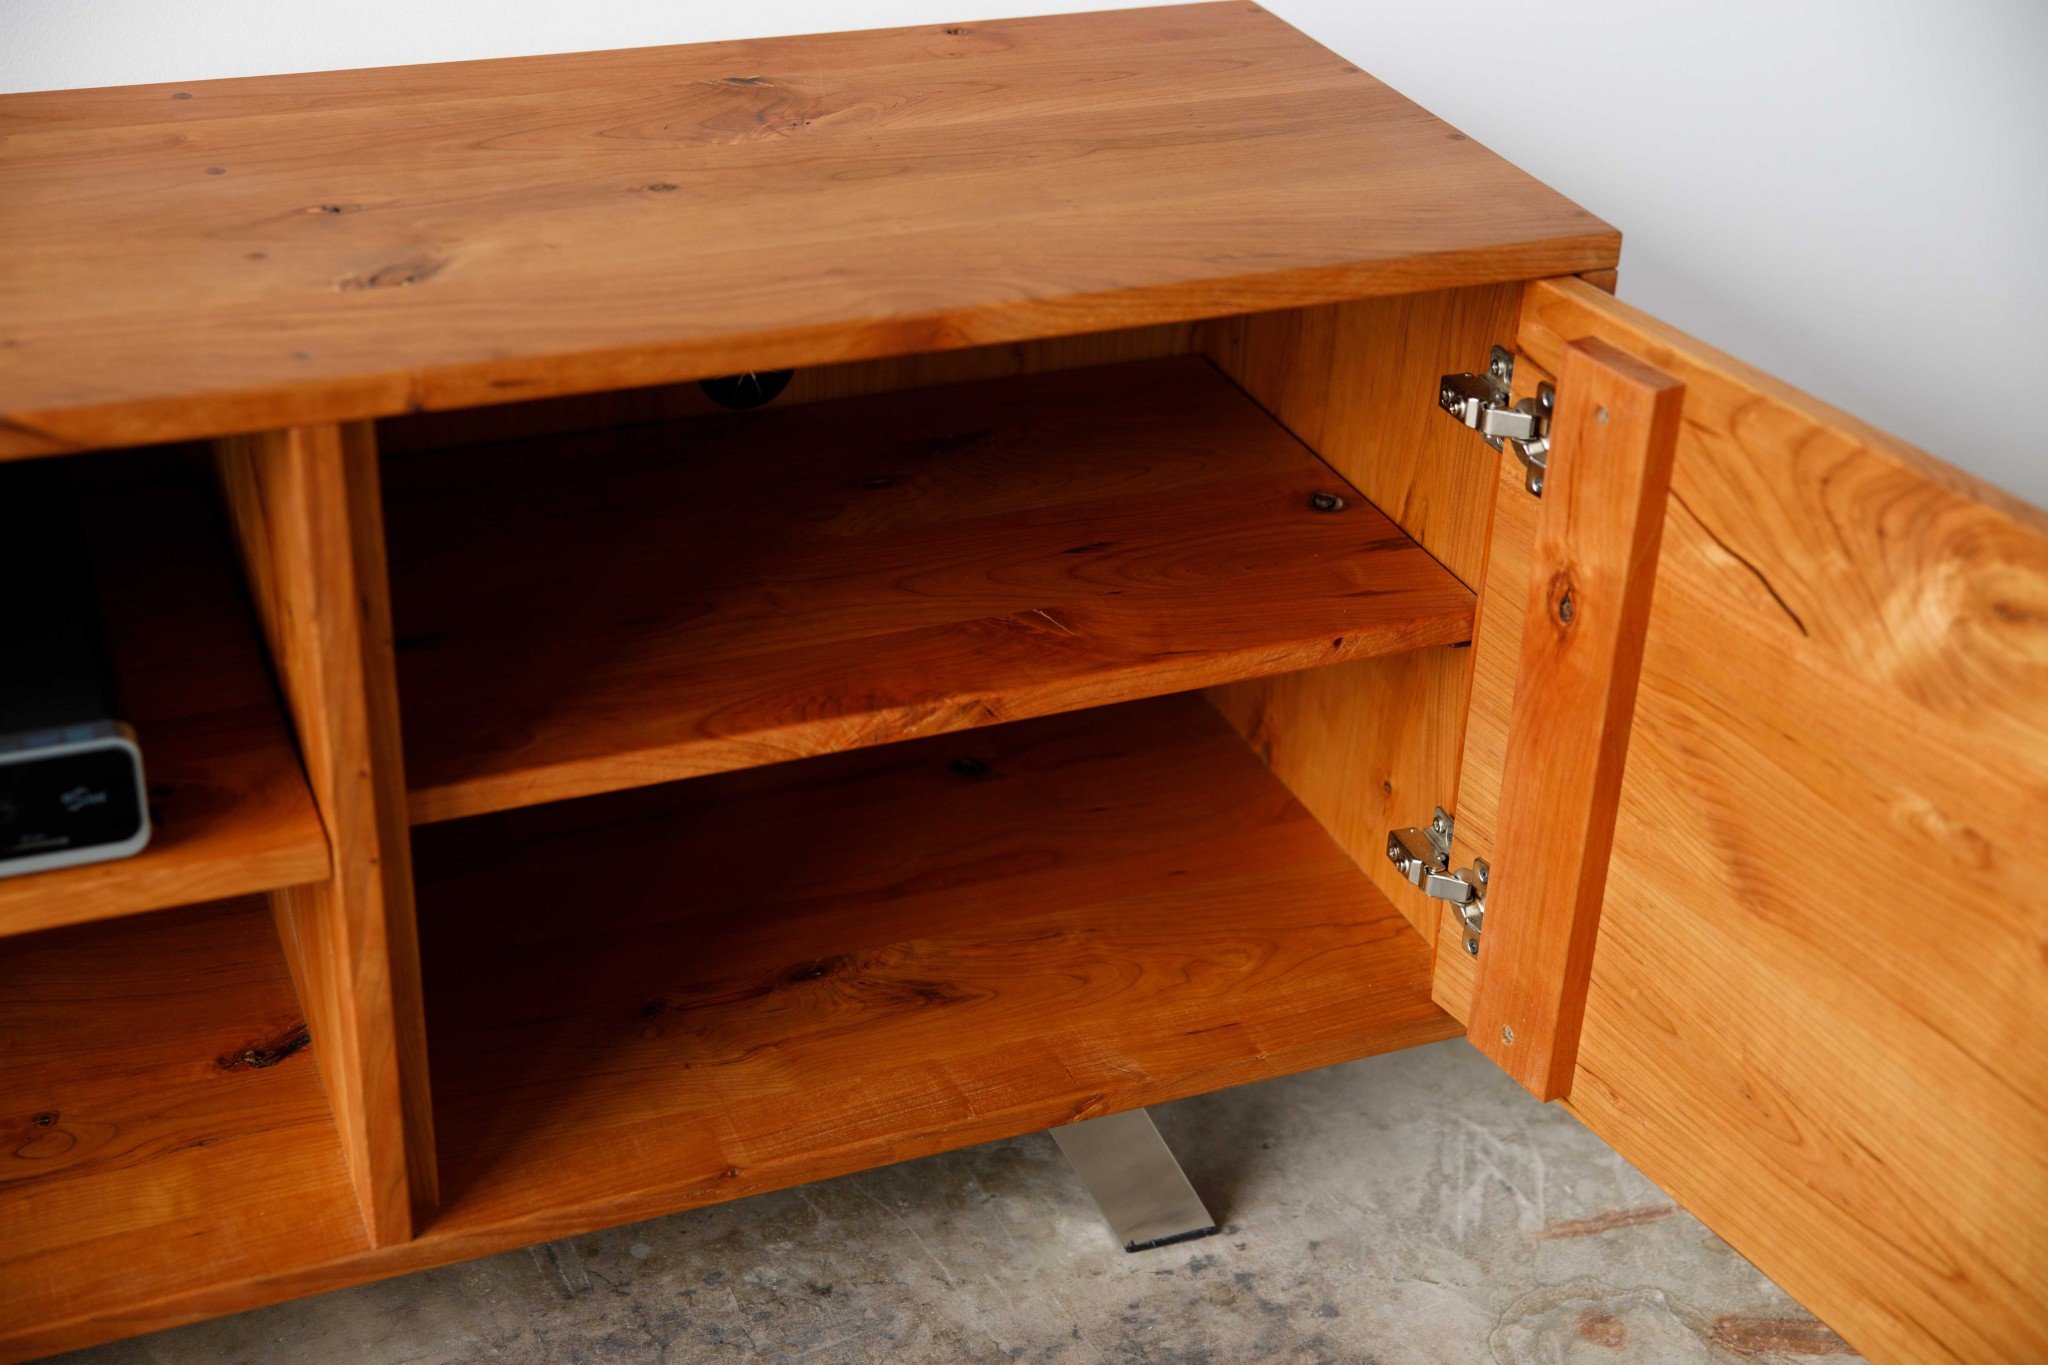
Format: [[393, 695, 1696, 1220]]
[[1439, 346, 1553, 497], [1386, 807, 1489, 956]]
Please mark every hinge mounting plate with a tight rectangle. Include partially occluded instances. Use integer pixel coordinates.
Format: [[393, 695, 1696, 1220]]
[[1439, 346, 1554, 497], [1386, 807, 1489, 955]]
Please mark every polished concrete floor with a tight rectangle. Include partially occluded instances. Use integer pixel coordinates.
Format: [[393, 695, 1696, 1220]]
[[61, 1040, 1859, 1363]]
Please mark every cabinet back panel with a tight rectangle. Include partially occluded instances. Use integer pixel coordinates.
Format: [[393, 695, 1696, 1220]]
[[376, 323, 1198, 456]]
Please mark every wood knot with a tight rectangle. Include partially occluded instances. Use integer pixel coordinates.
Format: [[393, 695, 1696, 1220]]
[[785, 955, 851, 985], [339, 257, 447, 291], [218, 1021, 311, 1071], [1547, 568, 1579, 635], [11, 1114, 75, 1161]]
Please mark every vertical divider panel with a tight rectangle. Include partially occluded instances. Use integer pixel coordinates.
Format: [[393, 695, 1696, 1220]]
[[213, 422, 435, 1246]]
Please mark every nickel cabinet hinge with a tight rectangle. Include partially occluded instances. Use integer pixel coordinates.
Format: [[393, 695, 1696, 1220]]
[[1386, 807, 1489, 956], [1439, 346, 1553, 497]]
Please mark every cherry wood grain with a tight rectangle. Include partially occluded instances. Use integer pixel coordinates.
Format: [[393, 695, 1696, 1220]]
[[215, 423, 435, 1245], [0, 458, 330, 937], [1429, 362, 1551, 1015], [0, 695, 1458, 1359], [386, 357, 1476, 824], [378, 322, 1199, 456], [1464, 338, 1683, 1100], [1437, 278, 2048, 1363], [0, 898, 370, 1361], [0, 3, 1616, 457], [1198, 285, 1519, 938], [413, 694, 1458, 1239]]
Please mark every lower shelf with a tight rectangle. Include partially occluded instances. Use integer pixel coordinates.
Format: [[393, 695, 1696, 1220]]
[[0, 898, 369, 1357], [0, 693, 1457, 1357], [415, 692, 1457, 1238]]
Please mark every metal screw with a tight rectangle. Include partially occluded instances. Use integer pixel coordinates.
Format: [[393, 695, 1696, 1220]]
[[1558, 590, 1575, 624], [1309, 491, 1345, 513], [1501, 1025, 1515, 1045], [1529, 476, 1544, 496], [1595, 405, 1610, 425], [1464, 936, 1480, 957]]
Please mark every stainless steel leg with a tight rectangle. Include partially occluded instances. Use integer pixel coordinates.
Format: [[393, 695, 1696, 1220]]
[[1050, 1108, 1219, 1253]]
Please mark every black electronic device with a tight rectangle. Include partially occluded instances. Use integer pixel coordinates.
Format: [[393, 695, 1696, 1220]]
[[1, 462, 149, 878]]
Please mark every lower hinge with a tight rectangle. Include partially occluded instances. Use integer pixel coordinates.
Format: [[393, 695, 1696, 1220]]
[[1439, 346, 1553, 497], [1386, 807, 1489, 956]]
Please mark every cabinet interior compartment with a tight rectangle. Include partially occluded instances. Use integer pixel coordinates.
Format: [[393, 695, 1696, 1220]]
[[2, 289, 1515, 1356], [411, 692, 1461, 1240], [0, 456, 348, 1357], [379, 353, 1476, 825], [0, 898, 368, 1357], [0, 455, 331, 937]]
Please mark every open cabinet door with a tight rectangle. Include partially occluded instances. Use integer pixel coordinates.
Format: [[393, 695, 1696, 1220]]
[[1431, 278, 2048, 1363]]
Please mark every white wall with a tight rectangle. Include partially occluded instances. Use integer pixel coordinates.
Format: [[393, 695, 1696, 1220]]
[[7, 0, 2044, 506]]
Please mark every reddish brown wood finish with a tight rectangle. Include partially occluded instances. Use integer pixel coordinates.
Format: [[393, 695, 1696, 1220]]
[[1465, 338, 1684, 1099], [0, 459, 329, 938], [0, 695, 1456, 1359], [413, 694, 1458, 1237], [0, 4, 1615, 457], [386, 357, 1476, 823], [215, 424, 436, 1243], [0, 900, 370, 1361]]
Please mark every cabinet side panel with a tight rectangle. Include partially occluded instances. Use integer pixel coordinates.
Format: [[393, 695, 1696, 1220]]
[[1429, 372, 1548, 1014], [1199, 286, 1516, 934], [214, 423, 435, 1245], [1473, 278, 2048, 1364]]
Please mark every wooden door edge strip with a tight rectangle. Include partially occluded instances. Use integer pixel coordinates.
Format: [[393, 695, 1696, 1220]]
[[1465, 337, 1684, 1100]]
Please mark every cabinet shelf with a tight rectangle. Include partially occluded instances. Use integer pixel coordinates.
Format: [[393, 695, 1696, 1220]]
[[0, 462, 330, 938], [386, 356, 1475, 824], [414, 693, 1458, 1240], [0, 694, 1456, 1356], [0, 899, 369, 1359]]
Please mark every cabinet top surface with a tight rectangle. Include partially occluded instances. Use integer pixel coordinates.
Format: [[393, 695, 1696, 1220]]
[[0, 2, 1616, 456]]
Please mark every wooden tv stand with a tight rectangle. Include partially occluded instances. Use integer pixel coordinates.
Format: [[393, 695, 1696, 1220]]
[[2, 6, 2042, 1361]]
